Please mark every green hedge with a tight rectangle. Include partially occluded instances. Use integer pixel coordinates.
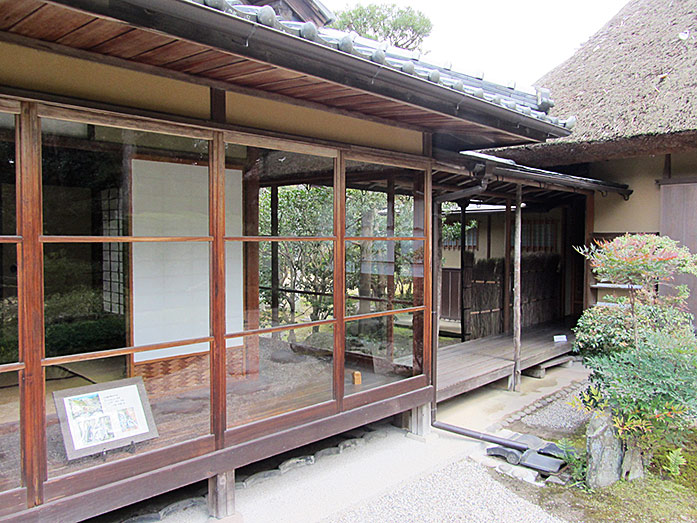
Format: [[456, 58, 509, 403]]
[[0, 315, 126, 364]]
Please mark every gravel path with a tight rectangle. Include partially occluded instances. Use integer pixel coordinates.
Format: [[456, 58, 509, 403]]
[[520, 389, 591, 434], [324, 457, 566, 523]]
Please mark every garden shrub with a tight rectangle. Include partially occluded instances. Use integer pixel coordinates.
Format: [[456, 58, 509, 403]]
[[585, 330, 697, 454], [45, 315, 126, 358], [574, 301, 695, 358], [574, 234, 697, 479]]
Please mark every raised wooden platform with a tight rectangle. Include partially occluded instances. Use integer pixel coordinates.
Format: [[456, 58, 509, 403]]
[[436, 323, 574, 402]]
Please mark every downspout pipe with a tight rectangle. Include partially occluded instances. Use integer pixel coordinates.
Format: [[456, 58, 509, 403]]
[[429, 171, 529, 453]]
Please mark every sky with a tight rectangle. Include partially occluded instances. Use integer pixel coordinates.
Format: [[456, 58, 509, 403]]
[[321, 0, 630, 90]]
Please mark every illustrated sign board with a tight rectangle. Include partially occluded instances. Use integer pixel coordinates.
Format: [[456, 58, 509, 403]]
[[53, 377, 158, 460]]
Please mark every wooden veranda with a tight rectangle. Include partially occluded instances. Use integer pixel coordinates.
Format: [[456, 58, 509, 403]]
[[435, 323, 574, 402]]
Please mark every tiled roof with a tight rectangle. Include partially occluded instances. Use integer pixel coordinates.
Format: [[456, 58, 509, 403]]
[[188, 0, 575, 130]]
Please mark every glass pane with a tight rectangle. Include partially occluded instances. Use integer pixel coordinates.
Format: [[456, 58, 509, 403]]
[[345, 311, 423, 395], [0, 244, 18, 364], [225, 146, 334, 237], [0, 371, 20, 492], [346, 161, 424, 237], [0, 112, 16, 236], [41, 119, 209, 237], [44, 242, 209, 358], [227, 325, 334, 429], [226, 241, 334, 333], [346, 240, 424, 316], [46, 349, 210, 478]]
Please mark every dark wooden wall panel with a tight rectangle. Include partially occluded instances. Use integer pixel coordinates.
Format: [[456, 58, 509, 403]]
[[660, 183, 697, 319]]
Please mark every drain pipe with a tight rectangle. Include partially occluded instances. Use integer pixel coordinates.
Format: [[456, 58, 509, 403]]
[[429, 167, 526, 451], [431, 421, 528, 451]]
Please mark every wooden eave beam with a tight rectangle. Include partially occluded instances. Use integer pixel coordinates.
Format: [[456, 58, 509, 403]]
[[42, 0, 567, 144]]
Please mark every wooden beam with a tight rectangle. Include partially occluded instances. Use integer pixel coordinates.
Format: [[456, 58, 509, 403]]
[[510, 184, 522, 392], [0, 30, 427, 134], [17, 101, 46, 507]]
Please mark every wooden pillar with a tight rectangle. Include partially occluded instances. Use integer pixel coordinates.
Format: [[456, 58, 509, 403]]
[[270, 186, 280, 332], [209, 132, 226, 446], [386, 177, 395, 361], [208, 470, 241, 520], [486, 214, 492, 259], [458, 198, 470, 342], [412, 174, 425, 374], [510, 185, 522, 392], [583, 192, 595, 309], [423, 165, 433, 387], [503, 199, 512, 333], [333, 152, 346, 408], [431, 201, 442, 410], [560, 206, 568, 319], [17, 102, 46, 507], [243, 155, 260, 377]]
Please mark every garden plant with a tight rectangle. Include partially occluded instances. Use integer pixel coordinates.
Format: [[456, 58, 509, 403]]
[[573, 234, 697, 485]]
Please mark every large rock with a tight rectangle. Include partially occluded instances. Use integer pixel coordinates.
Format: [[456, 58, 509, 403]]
[[621, 444, 650, 481], [586, 411, 623, 489]]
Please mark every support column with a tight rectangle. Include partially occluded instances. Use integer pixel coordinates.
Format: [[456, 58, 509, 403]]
[[18, 102, 46, 507], [209, 132, 227, 446], [431, 202, 442, 414], [406, 402, 432, 439], [270, 186, 279, 335], [509, 185, 522, 392], [208, 470, 242, 521], [412, 174, 425, 374], [386, 177, 395, 361], [243, 155, 260, 378], [583, 192, 595, 309], [458, 198, 470, 342], [503, 199, 512, 333]]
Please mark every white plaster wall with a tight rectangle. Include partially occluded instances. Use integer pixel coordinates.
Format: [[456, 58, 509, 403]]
[[131, 160, 243, 362]]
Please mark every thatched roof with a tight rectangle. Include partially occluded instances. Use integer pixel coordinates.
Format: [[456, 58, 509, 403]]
[[489, 0, 697, 166]]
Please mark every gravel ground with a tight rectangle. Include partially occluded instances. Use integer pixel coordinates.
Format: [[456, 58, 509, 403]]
[[324, 457, 566, 523], [519, 389, 591, 434]]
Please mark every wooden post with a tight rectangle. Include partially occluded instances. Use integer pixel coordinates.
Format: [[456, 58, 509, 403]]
[[503, 199, 512, 333], [431, 201, 442, 412], [386, 177, 395, 361], [243, 153, 260, 377], [270, 186, 280, 334], [583, 193, 595, 309], [510, 185, 522, 392], [208, 470, 241, 520], [423, 165, 433, 386], [486, 214, 492, 259], [560, 206, 567, 319], [17, 102, 46, 507], [458, 199, 471, 342], [209, 132, 226, 446], [412, 174, 425, 374], [333, 152, 346, 408]]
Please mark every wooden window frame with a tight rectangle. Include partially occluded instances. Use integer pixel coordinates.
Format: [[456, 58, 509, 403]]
[[7, 98, 433, 513]]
